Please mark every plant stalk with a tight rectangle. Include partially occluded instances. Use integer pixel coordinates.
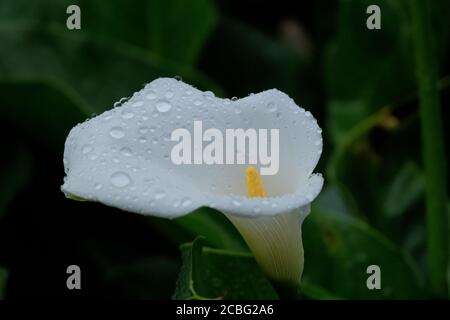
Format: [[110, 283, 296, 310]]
[[410, 0, 449, 296]]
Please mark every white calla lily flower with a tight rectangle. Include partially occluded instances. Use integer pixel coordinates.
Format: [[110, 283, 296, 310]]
[[61, 78, 323, 294]]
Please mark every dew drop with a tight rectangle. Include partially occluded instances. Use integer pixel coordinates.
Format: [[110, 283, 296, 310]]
[[132, 101, 144, 107], [94, 183, 102, 190], [138, 137, 147, 143], [156, 100, 172, 112], [181, 198, 192, 207], [82, 145, 93, 154], [165, 90, 174, 99], [114, 97, 128, 108], [121, 111, 134, 119], [203, 91, 215, 99], [109, 127, 125, 139], [120, 147, 132, 157], [267, 102, 277, 113], [146, 91, 157, 100], [138, 126, 148, 135], [194, 99, 203, 106], [110, 172, 131, 188], [232, 199, 241, 207], [154, 190, 166, 200]]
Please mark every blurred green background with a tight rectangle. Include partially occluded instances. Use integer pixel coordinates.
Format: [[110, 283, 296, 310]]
[[0, 0, 449, 299]]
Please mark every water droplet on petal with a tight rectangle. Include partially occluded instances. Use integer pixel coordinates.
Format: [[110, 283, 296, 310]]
[[132, 101, 144, 107], [232, 199, 241, 207], [110, 172, 131, 188], [110, 127, 125, 139], [146, 92, 157, 100], [267, 102, 277, 113], [203, 91, 215, 99], [181, 198, 192, 207], [121, 111, 134, 119], [120, 147, 132, 157], [94, 183, 102, 190], [165, 90, 174, 99], [139, 126, 149, 134], [154, 190, 166, 200], [82, 145, 93, 154], [156, 100, 172, 113], [194, 99, 203, 106], [114, 97, 129, 107]]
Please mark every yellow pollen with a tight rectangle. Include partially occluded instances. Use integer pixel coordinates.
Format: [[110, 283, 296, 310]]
[[245, 166, 267, 198]]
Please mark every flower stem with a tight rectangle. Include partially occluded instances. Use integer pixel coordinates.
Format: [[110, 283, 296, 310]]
[[410, 0, 448, 296]]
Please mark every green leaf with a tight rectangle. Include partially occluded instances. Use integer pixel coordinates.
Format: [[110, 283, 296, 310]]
[[201, 18, 316, 106], [173, 237, 277, 300], [77, 0, 217, 65], [102, 257, 179, 299], [383, 162, 424, 218], [0, 22, 221, 114], [146, 0, 217, 64], [150, 207, 248, 252], [303, 206, 426, 299], [174, 208, 248, 251], [300, 281, 342, 300], [0, 78, 90, 150], [325, 0, 414, 143], [1, 0, 218, 65], [327, 100, 370, 145], [0, 266, 7, 299]]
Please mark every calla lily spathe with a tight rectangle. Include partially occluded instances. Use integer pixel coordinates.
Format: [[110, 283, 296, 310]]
[[61, 78, 323, 290]]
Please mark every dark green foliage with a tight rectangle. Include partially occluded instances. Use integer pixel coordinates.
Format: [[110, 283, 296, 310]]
[[0, 0, 448, 299]]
